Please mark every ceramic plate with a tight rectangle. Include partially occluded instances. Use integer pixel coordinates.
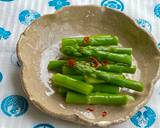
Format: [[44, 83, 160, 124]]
[[17, 6, 160, 127]]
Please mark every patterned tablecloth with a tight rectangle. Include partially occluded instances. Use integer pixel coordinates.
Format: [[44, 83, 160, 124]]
[[0, 0, 160, 128]]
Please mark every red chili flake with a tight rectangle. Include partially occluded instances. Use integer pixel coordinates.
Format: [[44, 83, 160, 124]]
[[83, 36, 90, 45], [102, 60, 109, 65], [101, 111, 108, 117], [67, 59, 76, 67], [86, 108, 94, 112], [91, 57, 100, 69]]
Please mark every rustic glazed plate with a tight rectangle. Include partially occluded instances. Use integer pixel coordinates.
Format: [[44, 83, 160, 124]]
[[17, 6, 160, 127]]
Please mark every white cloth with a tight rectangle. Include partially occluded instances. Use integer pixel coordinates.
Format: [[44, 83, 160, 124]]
[[0, 0, 159, 128]]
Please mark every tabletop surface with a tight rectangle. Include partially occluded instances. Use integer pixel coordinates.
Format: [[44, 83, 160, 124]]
[[0, 0, 160, 128]]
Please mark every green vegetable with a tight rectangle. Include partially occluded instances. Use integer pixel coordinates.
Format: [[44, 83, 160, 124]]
[[61, 46, 82, 56], [61, 46, 132, 65], [96, 70, 144, 92], [93, 84, 119, 93], [58, 87, 68, 97], [57, 84, 119, 94], [75, 62, 144, 92], [48, 34, 145, 106], [75, 62, 123, 77], [98, 64, 136, 73], [67, 75, 84, 81], [62, 66, 80, 75], [83, 46, 132, 55], [84, 73, 123, 84], [66, 91, 132, 105], [84, 75, 106, 84], [62, 35, 118, 47], [66, 91, 88, 104], [48, 60, 135, 74], [52, 73, 93, 95], [48, 60, 66, 71], [93, 51, 132, 66]]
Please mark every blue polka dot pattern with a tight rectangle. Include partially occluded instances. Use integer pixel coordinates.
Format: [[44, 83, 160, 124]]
[[0, 27, 11, 40], [101, 0, 124, 11], [136, 19, 152, 32], [48, 0, 70, 10], [130, 106, 156, 128], [0, 72, 3, 82], [33, 123, 55, 128], [154, 4, 160, 18], [1, 95, 29, 117], [19, 10, 41, 25]]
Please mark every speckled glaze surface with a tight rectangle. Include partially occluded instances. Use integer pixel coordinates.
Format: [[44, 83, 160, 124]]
[[17, 6, 160, 128]]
